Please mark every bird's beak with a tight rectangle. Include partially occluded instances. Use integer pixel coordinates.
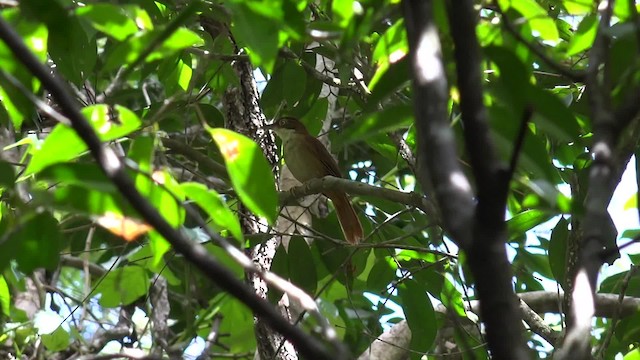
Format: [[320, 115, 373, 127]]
[[263, 123, 277, 130]]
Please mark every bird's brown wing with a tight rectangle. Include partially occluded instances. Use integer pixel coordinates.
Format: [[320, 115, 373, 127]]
[[309, 136, 343, 178]]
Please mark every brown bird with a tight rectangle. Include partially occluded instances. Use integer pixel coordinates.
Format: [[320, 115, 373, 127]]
[[266, 117, 363, 244]]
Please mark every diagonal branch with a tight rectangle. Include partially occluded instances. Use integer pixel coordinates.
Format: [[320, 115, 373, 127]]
[[0, 17, 335, 360]]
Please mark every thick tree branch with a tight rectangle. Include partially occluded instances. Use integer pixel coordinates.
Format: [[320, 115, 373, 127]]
[[0, 17, 335, 360], [561, 1, 616, 357], [445, 1, 528, 358], [401, 0, 474, 248]]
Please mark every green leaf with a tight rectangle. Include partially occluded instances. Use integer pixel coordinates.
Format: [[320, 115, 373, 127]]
[[489, 105, 561, 183], [228, 2, 280, 72], [332, 0, 355, 28], [261, 61, 307, 113], [127, 244, 181, 286], [48, 16, 97, 85], [398, 279, 437, 358], [44, 185, 128, 216], [208, 128, 277, 224], [288, 237, 317, 294], [25, 124, 85, 176], [0, 275, 9, 317], [148, 231, 171, 270], [25, 105, 142, 175], [76, 4, 139, 41], [366, 258, 397, 292], [105, 28, 204, 71], [336, 105, 413, 146], [131, 139, 181, 227], [507, 210, 553, 242], [599, 270, 640, 298], [549, 217, 568, 287], [624, 348, 640, 360], [38, 163, 115, 192], [95, 266, 148, 307], [76, 3, 138, 41], [567, 14, 597, 56], [0, 161, 15, 188], [181, 182, 244, 242], [41, 326, 70, 352], [517, 250, 554, 280], [499, 0, 559, 41], [215, 296, 257, 353], [441, 277, 466, 317], [368, 57, 409, 107], [0, 9, 47, 129], [372, 19, 407, 64], [563, 0, 593, 15], [528, 87, 581, 142], [485, 46, 531, 110], [1, 212, 62, 273]]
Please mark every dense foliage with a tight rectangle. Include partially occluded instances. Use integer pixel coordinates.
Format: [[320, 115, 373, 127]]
[[0, 0, 639, 359]]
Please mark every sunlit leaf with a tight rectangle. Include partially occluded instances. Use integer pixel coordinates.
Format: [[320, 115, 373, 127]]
[[567, 14, 597, 56], [76, 4, 139, 41], [227, 2, 280, 72], [499, 0, 559, 41], [441, 276, 466, 317], [208, 128, 277, 224], [0, 9, 47, 129], [506, 209, 553, 242], [104, 28, 204, 71], [332, 0, 355, 28], [0, 275, 9, 317], [372, 19, 407, 65], [25, 105, 142, 175]]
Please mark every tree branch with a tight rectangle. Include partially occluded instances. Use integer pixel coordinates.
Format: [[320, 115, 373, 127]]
[[561, 0, 616, 358], [401, 0, 474, 249], [279, 175, 437, 218], [446, 0, 528, 357], [519, 298, 562, 346], [0, 17, 336, 360]]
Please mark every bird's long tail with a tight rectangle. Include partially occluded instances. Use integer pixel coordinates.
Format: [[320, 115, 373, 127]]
[[328, 192, 363, 244]]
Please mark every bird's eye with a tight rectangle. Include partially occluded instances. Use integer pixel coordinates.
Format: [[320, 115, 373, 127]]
[[279, 119, 286, 126]]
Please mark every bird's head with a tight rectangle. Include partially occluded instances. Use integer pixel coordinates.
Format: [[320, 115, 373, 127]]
[[264, 116, 309, 141]]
